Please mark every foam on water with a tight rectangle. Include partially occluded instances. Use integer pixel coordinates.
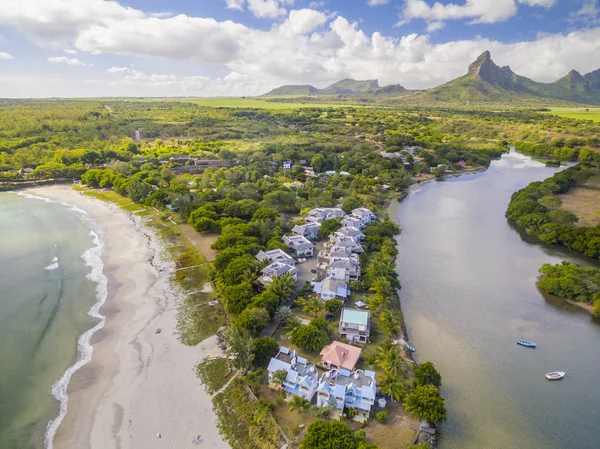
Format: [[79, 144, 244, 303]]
[[17, 192, 108, 449], [44, 262, 59, 271]]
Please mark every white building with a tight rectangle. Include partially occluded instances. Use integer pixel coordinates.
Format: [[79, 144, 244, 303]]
[[336, 226, 365, 241], [283, 161, 293, 170], [282, 235, 314, 257], [306, 207, 346, 224], [313, 277, 350, 301], [329, 234, 364, 253], [316, 368, 377, 417], [268, 347, 319, 401], [351, 208, 376, 227], [341, 216, 363, 229], [292, 222, 321, 240], [258, 262, 298, 287], [255, 249, 296, 266]]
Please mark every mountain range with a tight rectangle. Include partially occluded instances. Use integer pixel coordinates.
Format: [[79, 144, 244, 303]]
[[262, 51, 600, 105]]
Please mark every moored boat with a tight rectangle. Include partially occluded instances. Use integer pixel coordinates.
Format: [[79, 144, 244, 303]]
[[545, 371, 565, 381], [406, 345, 415, 352], [517, 340, 537, 348]]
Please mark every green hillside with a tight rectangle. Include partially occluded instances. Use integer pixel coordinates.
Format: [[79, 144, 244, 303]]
[[262, 51, 600, 105]]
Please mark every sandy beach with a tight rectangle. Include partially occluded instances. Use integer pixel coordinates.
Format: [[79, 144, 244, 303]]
[[25, 186, 228, 449]]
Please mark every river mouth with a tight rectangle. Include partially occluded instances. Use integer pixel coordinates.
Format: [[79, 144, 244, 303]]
[[391, 151, 600, 449]]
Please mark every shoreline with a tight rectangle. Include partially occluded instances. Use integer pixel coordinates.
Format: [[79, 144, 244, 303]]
[[23, 186, 227, 449]]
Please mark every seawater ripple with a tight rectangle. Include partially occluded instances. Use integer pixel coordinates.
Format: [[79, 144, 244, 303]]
[[18, 192, 108, 449]]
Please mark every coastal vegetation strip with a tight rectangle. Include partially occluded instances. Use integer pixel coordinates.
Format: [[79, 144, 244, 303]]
[[538, 262, 600, 318], [506, 163, 600, 259]]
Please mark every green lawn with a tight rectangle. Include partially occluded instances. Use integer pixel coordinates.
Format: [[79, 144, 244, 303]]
[[105, 97, 348, 109], [548, 108, 600, 122]]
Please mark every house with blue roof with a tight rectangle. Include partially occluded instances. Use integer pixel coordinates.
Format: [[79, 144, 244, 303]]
[[339, 308, 371, 344], [316, 368, 377, 419], [267, 346, 319, 401]]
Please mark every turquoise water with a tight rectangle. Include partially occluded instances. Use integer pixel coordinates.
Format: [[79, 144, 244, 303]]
[[0, 193, 100, 449]]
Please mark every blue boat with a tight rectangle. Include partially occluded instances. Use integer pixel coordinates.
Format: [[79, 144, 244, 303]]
[[517, 340, 537, 348], [406, 345, 416, 352]]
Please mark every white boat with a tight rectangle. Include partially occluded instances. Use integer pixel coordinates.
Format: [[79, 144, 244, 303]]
[[545, 371, 565, 381]]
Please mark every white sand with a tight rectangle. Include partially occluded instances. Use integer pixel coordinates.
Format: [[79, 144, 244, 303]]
[[25, 186, 228, 449]]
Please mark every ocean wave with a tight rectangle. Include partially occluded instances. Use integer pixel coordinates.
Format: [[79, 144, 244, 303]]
[[44, 229, 107, 449], [16, 192, 108, 449]]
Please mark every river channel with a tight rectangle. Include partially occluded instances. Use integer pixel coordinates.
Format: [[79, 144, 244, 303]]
[[389, 151, 600, 449]]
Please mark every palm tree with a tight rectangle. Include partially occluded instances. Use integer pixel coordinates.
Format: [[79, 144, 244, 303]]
[[268, 273, 296, 301], [375, 344, 402, 379], [378, 376, 404, 402], [379, 310, 400, 336], [303, 297, 323, 317], [223, 326, 255, 370], [275, 305, 293, 324], [288, 395, 310, 412]]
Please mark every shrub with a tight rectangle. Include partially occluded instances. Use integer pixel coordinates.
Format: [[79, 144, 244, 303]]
[[376, 411, 388, 423]]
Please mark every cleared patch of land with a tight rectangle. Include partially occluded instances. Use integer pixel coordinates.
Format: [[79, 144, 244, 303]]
[[549, 108, 600, 122], [558, 175, 600, 227]]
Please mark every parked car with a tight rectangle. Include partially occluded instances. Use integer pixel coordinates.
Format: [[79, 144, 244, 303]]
[[310, 269, 317, 273]]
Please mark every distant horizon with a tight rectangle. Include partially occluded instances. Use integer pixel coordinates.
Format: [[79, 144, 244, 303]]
[[1, 0, 600, 97]]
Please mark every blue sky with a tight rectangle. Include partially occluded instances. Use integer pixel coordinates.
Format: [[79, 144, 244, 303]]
[[0, 0, 599, 97]]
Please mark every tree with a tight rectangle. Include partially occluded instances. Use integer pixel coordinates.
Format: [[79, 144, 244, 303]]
[[311, 154, 326, 173], [375, 342, 402, 379], [341, 196, 362, 214], [379, 310, 400, 336], [234, 307, 270, 336], [223, 326, 255, 370], [414, 362, 442, 388], [318, 217, 342, 238], [222, 282, 256, 315], [273, 369, 287, 386], [267, 273, 296, 301], [300, 420, 359, 449], [274, 305, 293, 324], [290, 322, 331, 351], [252, 337, 279, 368], [378, 376, 404, 402], [289, 395, 311, 412], [303, 297, 324, 317], [403, 385, 447, 423], [325, 299, 343, 317]]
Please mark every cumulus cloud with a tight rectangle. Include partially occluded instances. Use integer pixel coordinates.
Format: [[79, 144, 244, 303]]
[[48, 56, 91, 66], [570, 0, 599, 25], [0, 0, 599, 97], [63, 48, 77, 54], [367, 0, 389, 5], [0, 51, 14, 59], [402, 0, 556, 29], [223, 0, 293, 18]]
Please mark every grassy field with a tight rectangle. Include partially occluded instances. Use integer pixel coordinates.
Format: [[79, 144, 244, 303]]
[[558, 174, 600, 227], [111, 97, 348, 109], [549, 108, 600, 122]]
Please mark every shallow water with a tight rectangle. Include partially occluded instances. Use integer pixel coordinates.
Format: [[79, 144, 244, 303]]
[[0, 193, 99, 449], [392, 152, 600, 449]]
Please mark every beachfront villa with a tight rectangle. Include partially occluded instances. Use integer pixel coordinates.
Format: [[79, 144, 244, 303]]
[[255, 248, 296, 266], [351, 208, 377, 227], [292, 222, 321, 240], [282, 234, 314, 257], [329, 233, 364, 253], [341, 215, 363, 229], [306, 207, 346, 224], [336, 226, 365, 241], [258, 262, 298, 287], [316, 368, 377, 417], [339, 308, 371, 344], [320, 341, 362, 371], [267, 347, 319, 401], [313, 277, 350, 301]]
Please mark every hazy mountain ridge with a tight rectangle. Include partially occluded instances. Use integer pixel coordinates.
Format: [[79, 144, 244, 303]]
[[262, 51, 600, 105]]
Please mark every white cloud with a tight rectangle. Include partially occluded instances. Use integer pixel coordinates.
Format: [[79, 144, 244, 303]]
[[570, 0, 599, 25], [48, 56, 91, 66], [426, 21, 444, 32], [63, 48, 77, 54], [0, 0, 599, 97], [0, 51, 14, 59], [224, 0, 293, 18], [225, 0, 245, 10], [367, 0, 389, 6], [402, 0, 556, 29]]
